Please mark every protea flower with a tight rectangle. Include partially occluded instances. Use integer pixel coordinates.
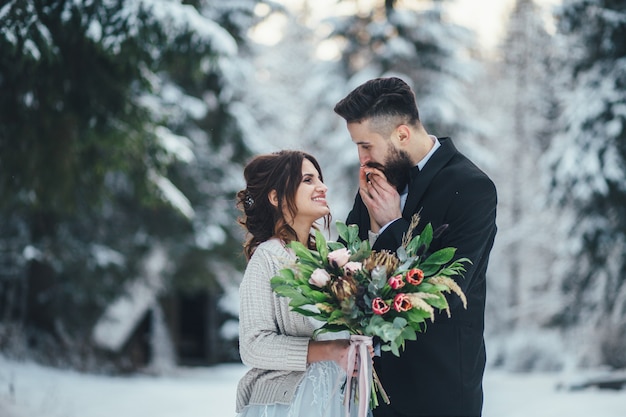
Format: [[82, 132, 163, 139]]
[[329, 275, 358, 302], [363, 250, 399, 277]]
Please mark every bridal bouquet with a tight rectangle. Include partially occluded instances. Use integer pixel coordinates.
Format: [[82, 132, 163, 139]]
[[270, 214, 471, 411]]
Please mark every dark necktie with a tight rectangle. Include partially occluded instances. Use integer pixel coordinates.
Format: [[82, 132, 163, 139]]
[[409, 165, 420, 186]]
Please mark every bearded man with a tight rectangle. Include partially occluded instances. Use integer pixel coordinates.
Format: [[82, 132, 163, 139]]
[[334, 77, 498, 417]]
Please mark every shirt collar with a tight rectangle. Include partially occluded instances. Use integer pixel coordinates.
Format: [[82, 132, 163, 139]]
[[416, 135, 440, 171]]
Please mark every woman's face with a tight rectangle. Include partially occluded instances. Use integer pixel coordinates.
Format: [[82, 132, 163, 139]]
[[292, 158, 329, 225]]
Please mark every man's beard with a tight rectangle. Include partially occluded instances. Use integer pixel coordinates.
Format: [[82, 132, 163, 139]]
[[365, 145, 414, 193]]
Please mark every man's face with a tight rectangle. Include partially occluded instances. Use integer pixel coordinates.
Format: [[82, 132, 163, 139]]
[[348, 119, 389, 167], [348, 120, 413, 192]]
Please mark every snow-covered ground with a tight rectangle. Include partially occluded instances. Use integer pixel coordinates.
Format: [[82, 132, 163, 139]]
[[1, 356, 625, 417]]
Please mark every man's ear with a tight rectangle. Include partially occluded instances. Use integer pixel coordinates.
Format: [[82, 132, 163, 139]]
[[268, 190, 279, 207], [396, 124, 411, 143]]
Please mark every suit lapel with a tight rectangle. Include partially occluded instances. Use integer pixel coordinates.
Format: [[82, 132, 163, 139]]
[[402, 137, 457, 218]]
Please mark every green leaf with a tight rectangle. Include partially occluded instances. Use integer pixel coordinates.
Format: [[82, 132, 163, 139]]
[[425, 293, 449, 310], [396, 246, 408, 263], [328, 309, 345, 323], [315, 229, 329, 261], [390, 342, 400, 356], [292, 307, 325, 319], [350, 239, 371, 261], [319, 323, 352, 334], [336, 221, 363, 251], [347, 224, 360, 244], [272, 285, 302, 299], [419, 263, 441, 276], [288, 294, 314, 308], [301, 286, 329, 303], [401, 326, 417, 341], [288, 241, 321, 264], [392, 316, 408, 329], [328, 241, 345, 251], [294, 263, 317, 281], [276, 267, 296, 281], [336, 221, 350, 243], [270, 268, 296, 288], [405, 307, 431, 323], [270, 276, 287, 289], [416, 282, 444, 294], [437, 258, 473, 277], [406, 223, 433, 256], [423, 247, 456, 267]]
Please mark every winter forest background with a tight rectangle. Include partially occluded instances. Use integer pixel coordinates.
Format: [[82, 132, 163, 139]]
[[1, 0, 626, 385]]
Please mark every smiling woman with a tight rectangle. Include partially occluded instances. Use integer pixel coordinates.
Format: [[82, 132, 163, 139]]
[[291, 158, 330, 233], [234, 150, 370, 416]]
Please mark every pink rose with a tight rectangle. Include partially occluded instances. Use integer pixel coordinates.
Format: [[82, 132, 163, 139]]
[[343, 261, 362, 275], [388, 274, 405, 290], [372, 297, 390, 315], [328, 248, 351, 268], [309, 268, 331, 288], [393, 293, 412, 312], [406, 268, 424, 286]]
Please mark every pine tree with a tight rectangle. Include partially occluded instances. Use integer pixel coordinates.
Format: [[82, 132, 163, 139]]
[[547, 0, 626, 368], [0, 0, 264, 366], [239, 4, 358, 220], [495, 0, 557, 324], [475, 0, 567, 370], [327, 0, 481, 142]]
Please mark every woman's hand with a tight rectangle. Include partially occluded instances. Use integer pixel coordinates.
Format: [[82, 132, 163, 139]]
[[307, 339, 373, 376], [307, 339, 351, 371]]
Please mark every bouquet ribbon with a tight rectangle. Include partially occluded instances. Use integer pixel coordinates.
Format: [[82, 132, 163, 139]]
[[344, 335, 373, 417]]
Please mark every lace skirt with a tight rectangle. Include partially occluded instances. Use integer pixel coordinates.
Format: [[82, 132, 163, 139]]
[[237, 361, 369, 417]]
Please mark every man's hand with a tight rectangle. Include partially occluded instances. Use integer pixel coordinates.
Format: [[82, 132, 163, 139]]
[[359, 166, 402, 233]]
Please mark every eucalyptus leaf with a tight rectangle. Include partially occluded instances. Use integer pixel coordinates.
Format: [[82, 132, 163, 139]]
[[396, 246, 408, 263], [392, 316, 408, 329], [370, 266, 388, 287]]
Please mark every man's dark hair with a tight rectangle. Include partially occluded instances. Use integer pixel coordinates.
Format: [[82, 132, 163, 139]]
[[334, 77, 420, 125]]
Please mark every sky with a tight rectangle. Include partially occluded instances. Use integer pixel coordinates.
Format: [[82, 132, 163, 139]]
[[449, 0, 562, 51], [253, 0, 563, 55]]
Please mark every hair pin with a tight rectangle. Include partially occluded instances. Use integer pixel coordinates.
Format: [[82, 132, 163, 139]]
[[244, 191, 254, 209]]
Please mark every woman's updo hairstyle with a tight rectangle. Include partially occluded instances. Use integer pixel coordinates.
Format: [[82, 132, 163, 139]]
[[236, 150, 328, 259]]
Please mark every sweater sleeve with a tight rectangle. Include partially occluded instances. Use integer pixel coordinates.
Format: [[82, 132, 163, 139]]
[[238, 245, 311, 372]]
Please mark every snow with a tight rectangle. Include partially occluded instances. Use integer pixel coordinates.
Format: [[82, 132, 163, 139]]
[[92, 246, 168, 352], [1, 357, 625, 417], [90, 244, 126, 268], [92, 278, 157, 352], [155, 126, 196, 164], [148, 169, 195, 220]]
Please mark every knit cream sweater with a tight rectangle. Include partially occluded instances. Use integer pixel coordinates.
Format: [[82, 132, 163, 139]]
[[236, 238, 317, 413]]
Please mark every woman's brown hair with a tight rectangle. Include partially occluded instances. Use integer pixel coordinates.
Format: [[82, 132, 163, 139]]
[[236, 150, 330, 260]]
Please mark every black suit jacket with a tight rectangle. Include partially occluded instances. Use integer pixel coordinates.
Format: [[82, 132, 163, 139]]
[[346, 137, 497, 416]]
